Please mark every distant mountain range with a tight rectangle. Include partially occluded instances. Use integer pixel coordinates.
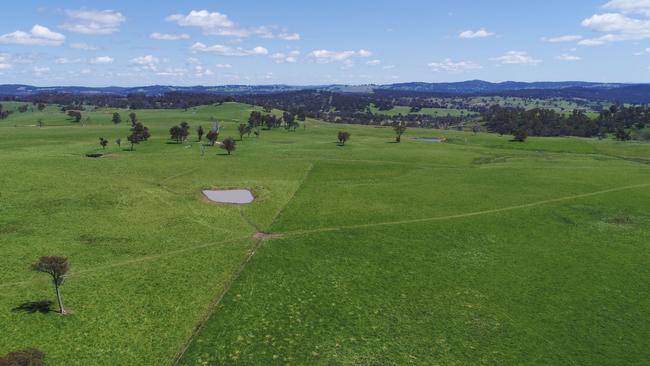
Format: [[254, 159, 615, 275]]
[[1, 81, 650, 103]]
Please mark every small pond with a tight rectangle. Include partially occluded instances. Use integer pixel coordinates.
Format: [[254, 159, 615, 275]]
[[202, 189, 254, 204]]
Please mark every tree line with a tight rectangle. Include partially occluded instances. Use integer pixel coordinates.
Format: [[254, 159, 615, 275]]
[[482, 105, 650, 141]]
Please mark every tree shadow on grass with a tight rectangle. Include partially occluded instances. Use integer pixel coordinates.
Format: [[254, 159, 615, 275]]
[[12, 300, 53, 314]]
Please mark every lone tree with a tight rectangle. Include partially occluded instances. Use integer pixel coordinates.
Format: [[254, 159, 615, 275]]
[[238, 123, 248, 140], [112, 112, 121, 125], [197, 125, 204, 141], [221, 137, 236, 155], [99, 137, 108, 150], [513, 129, 528, 142], [169, 126, 183, 143], [393, 121, 407, 143], [115, 138, 121, 148], [128, 112, 137, 126], [615, 128, 631, 141], [67, 110, 82, 123], [179, 121, 190, 142], [32, 256, 69, 314], [206, 122, 220, 146], [127, 122, 150, 150], [337, 131, 350, 146]]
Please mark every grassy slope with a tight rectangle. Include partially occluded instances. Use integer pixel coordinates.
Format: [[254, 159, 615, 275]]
[[1, 103, 650, 365], [178, 117, 650, 364]]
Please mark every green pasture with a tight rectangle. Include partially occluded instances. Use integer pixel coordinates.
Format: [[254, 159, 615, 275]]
[[1, 102, 649, 365]]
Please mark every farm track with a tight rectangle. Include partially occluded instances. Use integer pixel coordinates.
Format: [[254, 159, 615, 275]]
[[281, 183, 650, 237], [171, 161, 315, 365]]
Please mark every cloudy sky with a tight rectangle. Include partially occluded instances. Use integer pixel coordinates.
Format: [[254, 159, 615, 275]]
[[1, 0, 650, 86]]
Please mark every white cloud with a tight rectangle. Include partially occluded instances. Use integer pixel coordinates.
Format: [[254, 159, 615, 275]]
[[69, 42, 97, 50], [215, 63, 232, 68], [193, 65, 214, 77], [366, 59, 381, 66], [542, 35, 583, 42], [190, 42, 268, 56], [428, 58, 482, 72], [580, 12, 650, 45], [278, 33, 300, 41], [0, 55, 11, 70], [31, 24, 65, 42], [556, 54, 582, 61], [33, 66, 50, 76], [62, 9, 126, 34], [90, 56, 114, 64], [604, 0, 650, 16], [166, 10, 300, 40], [270, 50, 300, 63], [150, 32, 190, 41], [55, 57, 82, 64], [308, 49, 373, 65], [458, 28, 495, 39], [0, 25, 65, 46], [156, 67, 188, 77], [166, 10, 234, 29], [130, 55, 159, 70], [382, 65, 396, 70], [492, 51, 542, 65]]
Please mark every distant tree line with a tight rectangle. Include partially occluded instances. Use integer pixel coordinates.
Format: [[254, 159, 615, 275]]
[[482, 105, 650, 140]]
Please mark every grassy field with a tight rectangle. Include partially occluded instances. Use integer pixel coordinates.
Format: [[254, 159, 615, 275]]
[[1, 102, 650, 365]]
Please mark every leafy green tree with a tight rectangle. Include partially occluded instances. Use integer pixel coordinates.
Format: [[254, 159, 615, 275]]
[[393, 121, 407, 142], [338, 131, 350, 145], [221, 137, 236, 155], [206, 122, 220, 146], [127, 122, 150, 150], [37, 103, 46, 112], [112, 112, 121, 125], [615, 128, 631, 141], [238, 123, 248, 140], [179, 121, 190, 142], [197, 125, 204, 141], [513, 129, 528, 142], [206, 130, 219, 146], [32, 256, 69, 314], [67, 110, 82, 123], [115, 138, 121, 148], [99, 137, 108, 150], [128, 112, 137, 126], [283, 111, 295, 129], [169, 126, 183, 143]]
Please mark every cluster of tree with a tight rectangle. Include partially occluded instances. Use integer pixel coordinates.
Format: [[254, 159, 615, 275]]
[[482, 105, 650, 141], [12, 92, 232, 110], [169, 121, 190, 143], [17, 104, 29, 113], [127, 122, 150, 150], [237, 91, 472, 129]]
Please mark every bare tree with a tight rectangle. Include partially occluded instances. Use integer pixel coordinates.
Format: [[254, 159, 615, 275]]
[[32, 256, 70, 314]]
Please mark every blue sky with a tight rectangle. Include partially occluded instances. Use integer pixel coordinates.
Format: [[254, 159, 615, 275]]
[[0, 0, 649, 86]]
